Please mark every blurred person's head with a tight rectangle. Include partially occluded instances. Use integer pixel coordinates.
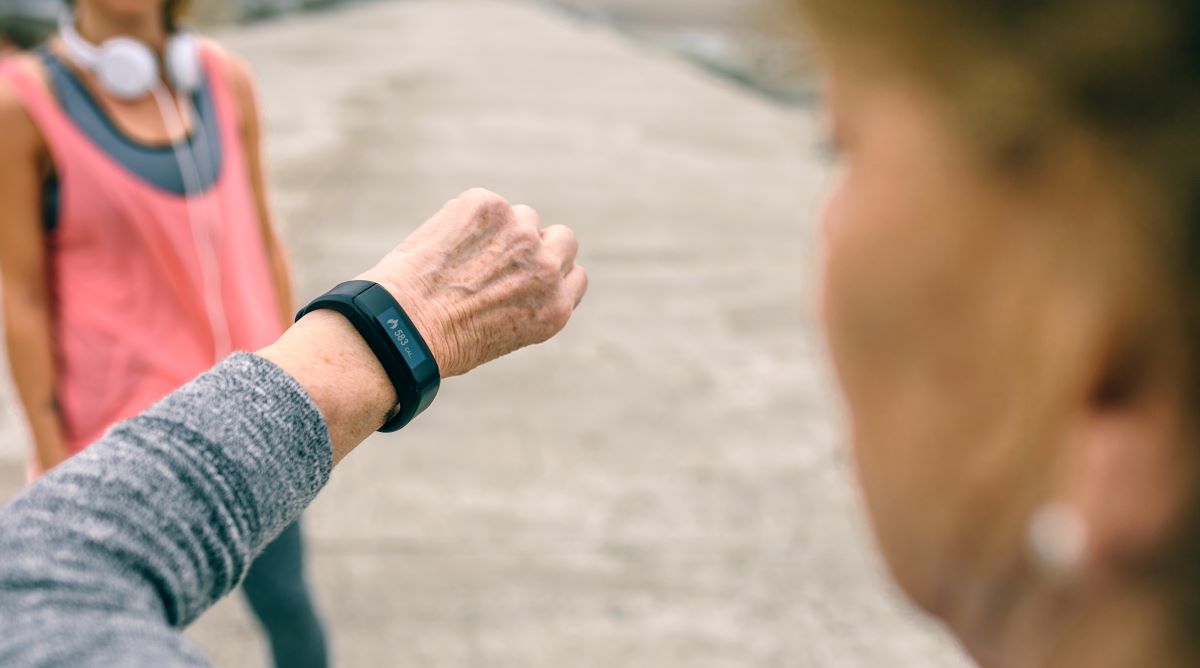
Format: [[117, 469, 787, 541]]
[[792, 0, 1200, 665]]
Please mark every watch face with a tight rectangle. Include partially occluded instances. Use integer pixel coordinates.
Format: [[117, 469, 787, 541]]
[[376, 307, 429, 368]]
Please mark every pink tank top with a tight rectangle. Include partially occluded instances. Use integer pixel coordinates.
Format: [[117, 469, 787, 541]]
[[2, 45, 283, 453]]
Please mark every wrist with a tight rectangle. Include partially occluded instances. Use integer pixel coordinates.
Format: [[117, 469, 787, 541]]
[[258, 309, 396, 463]]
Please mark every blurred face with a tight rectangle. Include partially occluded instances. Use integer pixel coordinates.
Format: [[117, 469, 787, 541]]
[[817, 65, 1111, 613]]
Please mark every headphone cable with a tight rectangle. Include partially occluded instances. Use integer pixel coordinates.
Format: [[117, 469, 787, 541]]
[[151, 83, 232, 362]]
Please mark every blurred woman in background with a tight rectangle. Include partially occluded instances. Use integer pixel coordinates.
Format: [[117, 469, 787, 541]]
[[798, 0, 1200, 665], [0, 0, 327, 665]]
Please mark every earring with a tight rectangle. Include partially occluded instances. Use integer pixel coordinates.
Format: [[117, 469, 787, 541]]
[[1027, 502, 1089, 577]]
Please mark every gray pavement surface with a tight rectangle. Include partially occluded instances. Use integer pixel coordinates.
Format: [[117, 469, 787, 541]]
[[0, 1, 973, 666], [548, 0, 813, 103]]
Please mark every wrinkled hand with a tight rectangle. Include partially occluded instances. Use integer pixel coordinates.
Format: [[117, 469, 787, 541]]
[[360, 189, 588, 378]]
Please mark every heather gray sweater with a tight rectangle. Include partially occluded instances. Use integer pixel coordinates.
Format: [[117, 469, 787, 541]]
[[0, 353, 333, 667]]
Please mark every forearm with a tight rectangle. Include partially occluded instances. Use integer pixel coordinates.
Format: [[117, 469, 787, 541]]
[[0, 302, 396, 625], [258, 308, 396, 464], [0, 352, 333, 665], [2, 296, 66, 460], [0, 310, 388, 664]]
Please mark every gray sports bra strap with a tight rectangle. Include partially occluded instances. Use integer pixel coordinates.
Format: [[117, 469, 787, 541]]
[[37, 46, 222, 196]]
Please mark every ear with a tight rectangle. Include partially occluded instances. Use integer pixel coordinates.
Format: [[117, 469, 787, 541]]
[[1062, 348, 1192, 574]]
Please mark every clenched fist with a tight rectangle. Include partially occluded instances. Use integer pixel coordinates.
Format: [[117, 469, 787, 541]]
[[360, 188, 588, 377], [265, 188, 588, 459]]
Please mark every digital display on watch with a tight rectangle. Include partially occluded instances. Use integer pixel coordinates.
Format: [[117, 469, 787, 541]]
[[376, 307, 429, 368], [298, 280, 440, 433]]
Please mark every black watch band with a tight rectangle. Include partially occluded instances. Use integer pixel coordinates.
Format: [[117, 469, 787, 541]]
[[295, 280, 441, 433]]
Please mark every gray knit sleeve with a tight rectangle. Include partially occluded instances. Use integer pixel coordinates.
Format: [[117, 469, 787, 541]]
[[0, 352, 333, 667]]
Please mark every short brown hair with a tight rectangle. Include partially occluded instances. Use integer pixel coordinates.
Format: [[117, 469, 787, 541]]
[[793, 0, 1199, 185], [790, 0, 1200, 386]]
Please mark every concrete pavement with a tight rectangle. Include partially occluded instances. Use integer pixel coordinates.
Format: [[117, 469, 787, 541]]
[[0, 1, 972, 666]]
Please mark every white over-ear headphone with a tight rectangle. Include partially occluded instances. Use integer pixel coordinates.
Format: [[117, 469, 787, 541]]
[[58, 13, 200, 101]]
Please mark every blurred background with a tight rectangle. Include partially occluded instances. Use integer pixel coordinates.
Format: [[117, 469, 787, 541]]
[[0, 0, 971, 666]]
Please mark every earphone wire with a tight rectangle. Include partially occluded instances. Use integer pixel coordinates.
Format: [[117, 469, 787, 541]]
[[178, 88, 232, 359], [150, 82, 232, 362]]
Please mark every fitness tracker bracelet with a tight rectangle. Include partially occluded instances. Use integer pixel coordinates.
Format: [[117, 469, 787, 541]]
[[295, 280, 441, 432]]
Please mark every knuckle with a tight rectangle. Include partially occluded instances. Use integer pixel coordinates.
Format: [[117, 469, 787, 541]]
[[519, 207, 542, 228], [519, 219, 540, 238], [464, 189, 511, 220], [483, 200, 513, 222], [461, 187, 497, 201], [535, 254, 560, 281], [512, 203, 539, 219], [511, 224, 542, 252], [552, 224, 576, 242], [479, 192, 510, 211]]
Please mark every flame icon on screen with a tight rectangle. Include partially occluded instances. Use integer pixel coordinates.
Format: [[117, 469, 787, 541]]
[[387, 319, 399, 329]]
